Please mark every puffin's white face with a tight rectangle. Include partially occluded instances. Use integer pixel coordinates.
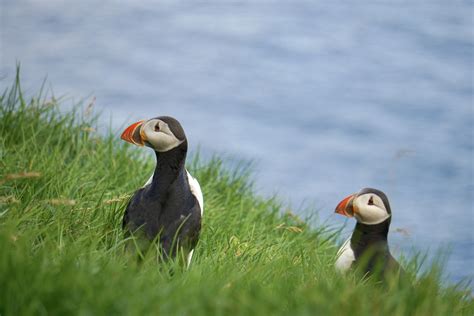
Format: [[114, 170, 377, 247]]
[[140, 119, 184, 152], [352, 193, 390, 225], [121, 116, 186, 152], [335, 188, 392, 225]]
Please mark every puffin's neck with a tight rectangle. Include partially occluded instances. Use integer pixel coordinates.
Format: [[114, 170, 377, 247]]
[[354, 218, 391, 236], [148, 143, 187, 196], [351, 218, 391, 254]]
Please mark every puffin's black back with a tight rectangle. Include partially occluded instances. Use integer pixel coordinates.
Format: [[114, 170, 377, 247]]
[[122, 141, 201, 259]]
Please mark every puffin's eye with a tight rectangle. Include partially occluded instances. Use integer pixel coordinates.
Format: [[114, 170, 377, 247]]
[[154, 123, 160, 132], [368, 196, 374, 205]]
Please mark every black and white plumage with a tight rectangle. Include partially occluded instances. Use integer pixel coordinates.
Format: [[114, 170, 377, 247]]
[[334, 188, 403, 279], [121, 116, 203, 266]]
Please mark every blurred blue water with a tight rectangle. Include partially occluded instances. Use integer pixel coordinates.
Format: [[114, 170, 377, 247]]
[[1, 1, 473, 286]]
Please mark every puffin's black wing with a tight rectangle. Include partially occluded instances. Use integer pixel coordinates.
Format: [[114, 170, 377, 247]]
[[122, 180, 202, 261], [159, 198, 202, 258], [122, 188, 146, 231]]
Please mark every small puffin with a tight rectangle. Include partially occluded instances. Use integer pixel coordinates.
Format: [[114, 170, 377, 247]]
[[334, 188, 403, 279], [120, 116, 203, 266]]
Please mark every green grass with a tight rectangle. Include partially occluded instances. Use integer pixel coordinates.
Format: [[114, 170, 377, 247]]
[[0, 72, 472, 316]]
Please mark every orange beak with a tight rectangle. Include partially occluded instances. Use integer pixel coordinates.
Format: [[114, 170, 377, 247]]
[[121, 120, 146, 146], [335, 194, 356, 217]]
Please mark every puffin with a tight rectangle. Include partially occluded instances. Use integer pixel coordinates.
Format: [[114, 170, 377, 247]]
[[334, 188, 403, 280], [120, 116, 203, 267]]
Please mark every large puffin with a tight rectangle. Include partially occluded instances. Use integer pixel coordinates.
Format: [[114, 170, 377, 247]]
[[120, 116, 203, 266], [334, 188, 403, 279]]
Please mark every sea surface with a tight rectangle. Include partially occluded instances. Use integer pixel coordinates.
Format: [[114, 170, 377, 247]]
[[1, 1, 473, 286]]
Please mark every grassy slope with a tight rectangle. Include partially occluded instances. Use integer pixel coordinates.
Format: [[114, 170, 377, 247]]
[[0, 75, 472, 316]]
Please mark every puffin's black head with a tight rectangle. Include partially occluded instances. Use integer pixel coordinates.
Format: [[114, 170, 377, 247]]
[[121, 116, 187, 152], [335, 187, 392, 225]]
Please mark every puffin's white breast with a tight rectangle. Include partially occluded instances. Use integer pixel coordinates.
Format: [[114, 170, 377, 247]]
[[335, 237, 355, 273], [143, 174, 153, 187], [185, 169, 204, 267], [186, 170, 204, 216]]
